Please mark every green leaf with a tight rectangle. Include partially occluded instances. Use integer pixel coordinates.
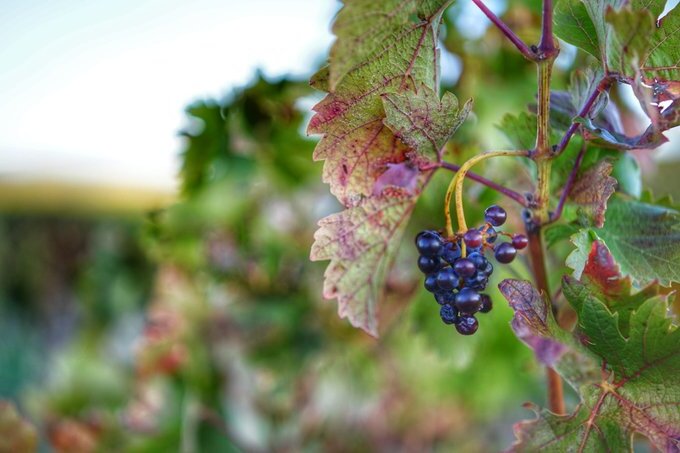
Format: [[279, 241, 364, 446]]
[[640, 5, 680, 81], [329, 0, 425, 90], [605, 7, 655, 76], [497, 112, 539, 150], [563, 239, 661, 334], [555, 0, 680, 81], [554, 0, 601, 60], [594, 195, 680, 286], [508, 276, 680, 451]]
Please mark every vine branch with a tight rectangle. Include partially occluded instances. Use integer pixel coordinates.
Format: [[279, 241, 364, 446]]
[[470, 0, 538, 61], [553, 76, 613, 156], [437, 161, 529, 207], [550, 141, 587, 222], [530, 0, 565, 416]]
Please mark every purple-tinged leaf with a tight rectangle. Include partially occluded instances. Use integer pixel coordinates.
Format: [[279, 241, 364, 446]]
[[372, 162, 419, 196], [498, 279, 599, 388]]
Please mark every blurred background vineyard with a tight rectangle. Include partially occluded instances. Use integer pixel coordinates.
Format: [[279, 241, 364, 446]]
[[2, 1, 679, 452]]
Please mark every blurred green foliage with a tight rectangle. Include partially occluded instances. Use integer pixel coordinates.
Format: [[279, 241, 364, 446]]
[[8, 1, 675, 447]]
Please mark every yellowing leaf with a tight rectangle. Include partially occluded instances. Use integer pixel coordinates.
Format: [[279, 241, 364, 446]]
[[309, 0, 467, 336], [568, 159, 617, 228], [311, 186, 425, 336]]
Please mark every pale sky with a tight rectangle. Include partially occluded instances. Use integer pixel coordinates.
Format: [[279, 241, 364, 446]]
[[0, 0, 338, 189], [0, 0, 677, 191]]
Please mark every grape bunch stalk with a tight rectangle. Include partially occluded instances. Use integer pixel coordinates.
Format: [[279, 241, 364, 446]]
[[415, 205, 527, 335]]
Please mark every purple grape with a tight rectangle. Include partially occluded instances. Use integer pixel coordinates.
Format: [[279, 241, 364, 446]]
[[512, 234, 529, 250], [435, 291, 456, 305], [484, 205, 507, 226], [481, 262, 493, 276], [441, 241, 461, 264], [424, 274, 438, 292], [454, 258, 476, 278], [456, 315, 479, 335], [467, 273, 488, 290], [455, 288, 481, 314], [440, 304, 458, 325], [463, 229, 483, 248], [418, 255, 441, 273], [479, 294, 493, 313], [416, 231, 442, 257], [467, 252, 486, 269], [436, 267, 460, 290], [494, 242, 517, 264]]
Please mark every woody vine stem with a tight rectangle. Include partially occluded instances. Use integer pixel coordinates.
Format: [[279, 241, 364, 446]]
[[467, 0, 565, 414]]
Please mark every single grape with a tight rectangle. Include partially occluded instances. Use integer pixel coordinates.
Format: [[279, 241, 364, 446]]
[[467, 252, 486, 268], [463, 229, 483, 248], [455, 315, 479, 335], [512, 234, 529, 250], [484, 226, 497, 243], [467, 273, 488, 290], [435, 291, 456, 305], [494, 242, 517, 264], [440, 304, 458, 325], [481, 262, 494, 276], [424, 274, 439, 292], [479, 294, 493, 313], [484, 205, 507, 226], [455, 287, 481, 314], [418, 255, 441, 273], [454, 258, 476, 278], [436, 267, 460, 290], [415, 230, 442, 257], [441, 241, 461, 264]]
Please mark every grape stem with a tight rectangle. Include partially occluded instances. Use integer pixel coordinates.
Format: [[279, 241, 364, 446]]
[[470, 0, 538, 61], [550, 141, 587, 223], [436, 161, 529, 206], [444, 150, 529, 243], [552, 76, 613, 157]]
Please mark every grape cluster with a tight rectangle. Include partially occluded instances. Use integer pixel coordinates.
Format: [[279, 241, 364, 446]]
[[415, 205, 527, 335]]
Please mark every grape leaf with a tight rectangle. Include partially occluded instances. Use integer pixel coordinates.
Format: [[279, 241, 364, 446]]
[[553, 0, 680, 149], [568, 159, 617, 228], [311, 185, 426, 336], [510, 280, 680, 452], [382, 85, 472, 159], [554, 0, 600, 60], [498, 280, 601, 390], [566, 195, 680, 286], [497, 112, 540, 150], [555, 0, 680, 81], [309, 0, 453, 206], [309, 0, 462, 336], [564, 238, 661, 334], [594, 194, 680, 286], [329, 0, 423, 90], [0, 401, 37, 453], [639, 4, 680, 81]]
